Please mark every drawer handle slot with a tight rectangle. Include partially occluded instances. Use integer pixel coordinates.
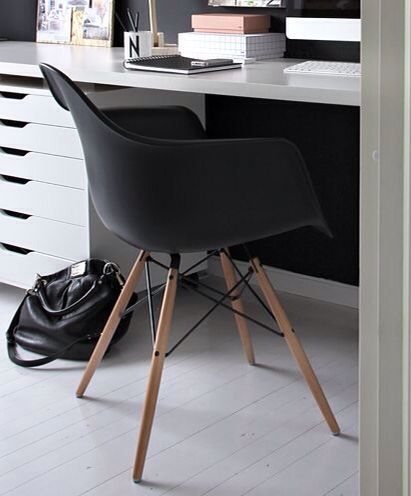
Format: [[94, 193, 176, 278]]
[[0, 147, 29, 156], [0, 174, 30, 184], [0, 119, 29, 128], [0, 243, 32, 255], [0, 209, 31, 219], [0, 91, 27, 100]]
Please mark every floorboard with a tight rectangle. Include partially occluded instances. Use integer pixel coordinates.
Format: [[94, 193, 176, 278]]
[[0, 275, 359, 496]]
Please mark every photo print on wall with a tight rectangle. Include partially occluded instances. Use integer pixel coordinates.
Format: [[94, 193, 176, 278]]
[[37, 0, 114, 46], [209, 0, 284, 6]]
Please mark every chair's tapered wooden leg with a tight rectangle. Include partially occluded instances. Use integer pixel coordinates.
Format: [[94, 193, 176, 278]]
[[133, 265, 179, 483], [220, 250, 255, 365], [250, 257, 340, 435], [76, 250, 149, 398]]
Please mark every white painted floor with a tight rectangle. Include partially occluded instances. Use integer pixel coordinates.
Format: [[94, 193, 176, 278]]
[[0, 276, 358, 496]]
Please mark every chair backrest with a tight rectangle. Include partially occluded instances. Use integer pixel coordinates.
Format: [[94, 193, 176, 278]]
[[40, 63, 195, 251]]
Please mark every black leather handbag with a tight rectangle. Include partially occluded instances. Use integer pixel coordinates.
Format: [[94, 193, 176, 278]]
[[6, 259, 137, 367]]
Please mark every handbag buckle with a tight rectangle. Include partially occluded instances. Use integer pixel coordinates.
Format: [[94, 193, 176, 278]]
[[27, 274, 46, 295], [103, 262, 125, 287]]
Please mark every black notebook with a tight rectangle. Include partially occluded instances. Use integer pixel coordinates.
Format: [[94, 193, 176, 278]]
[[123, 55, 242, 75]]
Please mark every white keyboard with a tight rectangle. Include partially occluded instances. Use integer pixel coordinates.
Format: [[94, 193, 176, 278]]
[[284, 61, 361, 77]]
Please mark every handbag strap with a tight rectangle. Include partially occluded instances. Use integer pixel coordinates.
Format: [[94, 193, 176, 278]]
[[33, 261, 124, 317], [36, 279, 101, 316], [7, 329, 100, 367]]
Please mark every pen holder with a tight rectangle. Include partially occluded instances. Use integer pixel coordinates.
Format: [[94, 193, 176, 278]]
[[124, 31, 153, 59]]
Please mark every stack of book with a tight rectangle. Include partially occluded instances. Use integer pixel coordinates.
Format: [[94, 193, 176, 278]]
[[178, 14, 286, 63]]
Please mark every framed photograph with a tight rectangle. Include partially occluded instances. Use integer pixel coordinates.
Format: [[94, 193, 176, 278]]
[[37, 0, 114, 46], [208, 0, 285, 6], [36, 0, 73, 44], [72, 0, 115, 47], [66, 0, 89, 5]]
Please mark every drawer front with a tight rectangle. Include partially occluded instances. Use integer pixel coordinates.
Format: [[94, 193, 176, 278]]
[[0, 212, 89, 260], [0, 92, 75, 128], [0, 178, 88, 226], [0, 244, 73, 289], [0, 122, 83, 159], [0, 149, 86, 189]]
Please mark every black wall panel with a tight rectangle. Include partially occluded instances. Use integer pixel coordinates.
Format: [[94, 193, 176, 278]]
[[0, 1, 284, 44], [115, 1, 285, 45], [0, 1, 38, 41], [206, 96, 360, 286]]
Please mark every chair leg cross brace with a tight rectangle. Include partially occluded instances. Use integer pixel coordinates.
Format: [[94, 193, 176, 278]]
[[179, 281, 283, 337], [165, 268, 254, 357]]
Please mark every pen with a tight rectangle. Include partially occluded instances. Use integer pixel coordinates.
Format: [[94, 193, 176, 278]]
[[135, 12, 140, 32], [115, 12, 127, 32], [127, 8, 136, 31]]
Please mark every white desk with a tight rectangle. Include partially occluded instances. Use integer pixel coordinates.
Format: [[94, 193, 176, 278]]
[[0, 42, 360, 107], [0, 41, 360, 291]]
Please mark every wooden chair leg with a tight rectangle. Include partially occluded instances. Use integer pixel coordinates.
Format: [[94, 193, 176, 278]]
[[220, 250, 255, 365], [250, 257, 341, 435], [76, 250, 149, 398], [133, 264, 179, 483]]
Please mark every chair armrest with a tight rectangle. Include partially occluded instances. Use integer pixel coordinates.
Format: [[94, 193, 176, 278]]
[[103, 105, 206, 140], [152, 137, 331, 242], [165, 136, 313, 195]]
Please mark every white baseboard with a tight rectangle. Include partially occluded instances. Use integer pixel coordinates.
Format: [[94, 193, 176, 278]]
[[208, 256, 359, 309]]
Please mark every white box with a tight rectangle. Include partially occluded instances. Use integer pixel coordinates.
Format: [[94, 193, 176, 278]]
[[179, 32, 285, 61]]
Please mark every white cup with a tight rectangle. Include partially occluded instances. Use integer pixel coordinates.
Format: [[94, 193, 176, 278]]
[[124, 31, 153, 59]]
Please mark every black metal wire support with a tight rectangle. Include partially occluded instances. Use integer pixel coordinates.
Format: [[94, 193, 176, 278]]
[[127, 250, 283, 357], [145, 260, 157, 346], [181, 273, 231, 299], [180, 278, 283, 337], [121, 283, 166, 318], [222, 248, 276, 323], [165, 268, 253, 357], [181, 250, 219, 276]]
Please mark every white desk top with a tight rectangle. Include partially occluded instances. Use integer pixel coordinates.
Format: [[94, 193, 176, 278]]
[[0, 42, 360, 107]]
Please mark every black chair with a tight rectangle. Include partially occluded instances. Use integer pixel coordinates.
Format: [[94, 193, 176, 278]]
[[40, 63, 340, 483]]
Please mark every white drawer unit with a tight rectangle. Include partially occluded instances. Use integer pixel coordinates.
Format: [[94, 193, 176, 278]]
[[0, 79, 208, 290], [0, 212, 89, 260], [0, 244, 75, 289], [0, 78, 89, 288], [0, 121, 83, 159], [0, 149, 86, 189], [0, 177, 88, 226], [0, 92, 75, 127]]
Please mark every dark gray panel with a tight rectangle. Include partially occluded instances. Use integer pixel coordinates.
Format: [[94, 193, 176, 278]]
[[0, 0, 37, 41], [115, 0, 285, 44], [206, 95, 360, 286], [0, 0, 285, 43]]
